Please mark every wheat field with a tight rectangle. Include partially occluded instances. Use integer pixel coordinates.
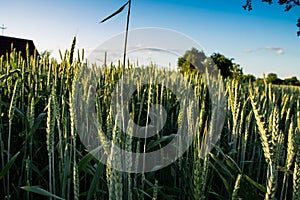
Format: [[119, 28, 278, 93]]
[[0, 40, 299, 200]]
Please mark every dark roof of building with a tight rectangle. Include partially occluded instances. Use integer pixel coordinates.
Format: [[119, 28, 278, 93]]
[[0, 35, 39, 57]]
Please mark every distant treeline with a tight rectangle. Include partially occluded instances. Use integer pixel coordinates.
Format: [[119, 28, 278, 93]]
[[178, 48, 300, 86]]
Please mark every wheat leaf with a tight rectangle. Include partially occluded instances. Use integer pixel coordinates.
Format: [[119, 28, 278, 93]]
[[21, 186, 64, 200], [0, 151, 20, 179]]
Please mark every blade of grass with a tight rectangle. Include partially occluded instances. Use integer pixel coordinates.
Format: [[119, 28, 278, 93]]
[[21, 186, 64, 200], [0, 151, 20, 179]]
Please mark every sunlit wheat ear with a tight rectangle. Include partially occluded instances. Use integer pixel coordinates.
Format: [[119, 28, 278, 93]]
[[229, 79, 241, 151], [249, 86, 271, 164], [271, 105, 283, 164], [250, 85, 281, 199], [286, 122, 296, 170], [266, 165, 277, 200], [46, 86, 57, 197], [232, 174, 242, 200], [280, 94, 289, 117]]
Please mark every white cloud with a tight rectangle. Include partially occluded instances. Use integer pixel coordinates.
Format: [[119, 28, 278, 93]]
[[245, 47, 285, 55]]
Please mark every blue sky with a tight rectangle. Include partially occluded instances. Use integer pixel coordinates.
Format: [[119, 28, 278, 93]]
[[1, 0, 299, 78]]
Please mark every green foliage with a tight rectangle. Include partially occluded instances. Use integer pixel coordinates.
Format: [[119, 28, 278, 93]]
[[230, 63, 243, 79], [264, 73, 300, 86], [0, 151, 20, 179], [178, 48, 244, 80], [210, 52, 235, 78], [177, 47, 206, 73], [240, 74, 256, 83], [267, 73, 282, 85], [283, 76, 300, 86]]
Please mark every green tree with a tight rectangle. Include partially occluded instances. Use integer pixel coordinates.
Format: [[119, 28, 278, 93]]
[[178, 49, 244, 79], [283, 76, 300, 86], [177, 47, 206, 73], [267, 73, 278, 82], [241, 74, 256, 83], [243, 0, 300, 36], [256, 78, 265, 84], [210, 53, 234, 78], [266, 73, 283, 84], [231, 63, 243, 79]]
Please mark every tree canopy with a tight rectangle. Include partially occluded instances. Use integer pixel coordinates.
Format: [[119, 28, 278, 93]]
[[210, 53, 235, 78], [178, 48, 241, 79], [265, 73, 300, 85], [177, 47, 206, 73]]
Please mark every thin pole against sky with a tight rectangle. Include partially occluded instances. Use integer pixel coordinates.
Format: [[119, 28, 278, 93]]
[[123, 0, 131, 70], [100, 0, 131, 69]]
